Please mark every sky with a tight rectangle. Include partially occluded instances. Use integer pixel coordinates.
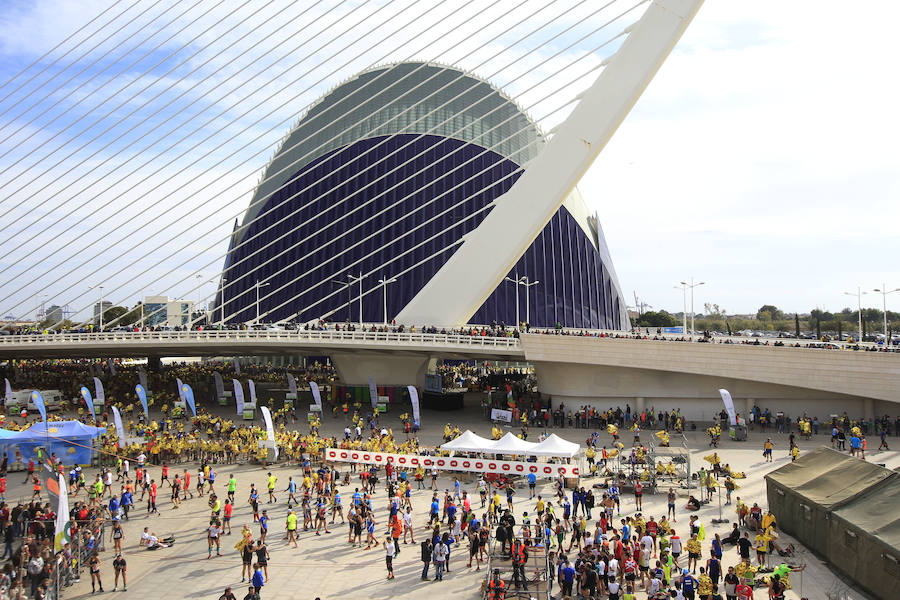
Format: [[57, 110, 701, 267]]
[[0, 0, 897, 322]]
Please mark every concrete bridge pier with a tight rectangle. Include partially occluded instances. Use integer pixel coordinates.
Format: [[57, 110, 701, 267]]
[[330, 352, 431, 389]]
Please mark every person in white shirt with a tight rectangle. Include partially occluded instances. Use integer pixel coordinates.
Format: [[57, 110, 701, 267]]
[[607, 557, 619, 583], [383, 536, 395, 580], [136, 453, 146, 467]]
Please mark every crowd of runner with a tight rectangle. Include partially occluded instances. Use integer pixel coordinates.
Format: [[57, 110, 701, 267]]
[[0, 358, 893, 599]]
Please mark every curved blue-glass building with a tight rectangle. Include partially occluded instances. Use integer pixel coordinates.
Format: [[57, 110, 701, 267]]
[[216, 62, 628, 329]]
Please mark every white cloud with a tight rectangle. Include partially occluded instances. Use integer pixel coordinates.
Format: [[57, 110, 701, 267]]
[[582, 0, 900, 315]]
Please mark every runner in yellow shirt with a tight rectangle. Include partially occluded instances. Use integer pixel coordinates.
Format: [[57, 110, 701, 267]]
[[286, 509, 298, 548], [267, 472, 277, 503]]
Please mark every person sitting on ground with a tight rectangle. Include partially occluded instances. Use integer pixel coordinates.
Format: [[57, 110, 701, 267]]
[[146, 531, 175, 549], [685, 496, 701, 511], [722, 523, 741, 546]]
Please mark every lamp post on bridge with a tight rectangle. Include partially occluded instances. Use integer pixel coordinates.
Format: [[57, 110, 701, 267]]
[[843, 287, 867, 342], [521, 277, 540, 327], [254, 280, 270, 324], [89, 285, 105, 330], [872, 284, 900, 347], [347, 273, 364, 325], [677, 278, 704, 340], [504, 274, 540, 329], [378, 276, 397, 325]]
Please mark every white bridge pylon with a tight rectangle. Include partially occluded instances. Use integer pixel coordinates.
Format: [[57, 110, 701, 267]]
[[397, 0, 705, 327]]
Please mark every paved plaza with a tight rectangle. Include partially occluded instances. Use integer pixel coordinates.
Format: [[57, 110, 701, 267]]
[[10, 402, 896, 600]]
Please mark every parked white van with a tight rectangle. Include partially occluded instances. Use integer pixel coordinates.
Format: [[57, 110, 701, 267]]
[[6, 389, 64, 412]]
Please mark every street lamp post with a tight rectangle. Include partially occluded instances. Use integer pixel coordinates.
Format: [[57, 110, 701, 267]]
[[872, 284, 900, 346], [254, 280, 270, 324], [521, 276, 540, 326], [678, 278, 705, 340], [331, 278, 352, 322], [504, 274, 521, 328], [378, 276, 398, 325], [217, 278, 228, 327], [504, 274, 540, 329], [347, 273, 364, 325], [93, 285, 105, 330], [843, 287, 867, 342]]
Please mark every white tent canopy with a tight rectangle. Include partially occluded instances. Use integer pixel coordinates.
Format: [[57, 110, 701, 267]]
[[492, 432, 538, 455], [529, 433, 580, 458], [440, 430, 496, 453]]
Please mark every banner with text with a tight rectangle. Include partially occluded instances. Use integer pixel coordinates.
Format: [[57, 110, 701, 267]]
[[111, 406, 125, 447], [324, 448, 579, 478], [80, 387, 95, 422], [491, 408, 513, 423], [93, 377, 105, 403], [233, 379, 244, 415], [309, 381, 322, 410], [719, 388, 737, 426], [286, 373, 298, 396], [214, 372, 225, 402], [182, 384, 197, 417], [135, 384, 149, 421], [408, 385, 420, 427], [260, 405, 278, 460], [368, 376, 378, 411], [31, 391, 47, 422]]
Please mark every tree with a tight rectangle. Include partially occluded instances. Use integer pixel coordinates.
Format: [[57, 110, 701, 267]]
[[757, 305, 783, 321], [795, 313, 800, 338], [703, 303, 727, 318], [102, 306, 133, 326], [634, 310, 679, 328]]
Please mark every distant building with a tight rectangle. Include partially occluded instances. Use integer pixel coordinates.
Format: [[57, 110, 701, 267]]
[[142, 296, 194, 327], [215, 61, 628, 328], [45, 305, 64, 323], [93, 301, 112, 325]]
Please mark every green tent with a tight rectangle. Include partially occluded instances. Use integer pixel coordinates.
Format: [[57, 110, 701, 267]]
[[828, 476, 900, 600], [765, 447, 894, 551]]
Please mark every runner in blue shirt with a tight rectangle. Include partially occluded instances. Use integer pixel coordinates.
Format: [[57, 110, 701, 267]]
[[430, 498, 440, 522], [259, 510, 269, 543]]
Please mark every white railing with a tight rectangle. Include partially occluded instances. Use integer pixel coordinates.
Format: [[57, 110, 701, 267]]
[[521, 328, 896, 353], [0, 328, 523, 351]]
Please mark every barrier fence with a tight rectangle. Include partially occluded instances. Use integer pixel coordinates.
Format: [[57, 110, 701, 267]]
[[324, 448, 579, 478]]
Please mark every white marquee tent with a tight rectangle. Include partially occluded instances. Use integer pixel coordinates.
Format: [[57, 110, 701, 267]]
[[441, 430, 581, 459], [492, 432, 538, 455], [529, 433, 580, 458], [440, 430, 495, 453]]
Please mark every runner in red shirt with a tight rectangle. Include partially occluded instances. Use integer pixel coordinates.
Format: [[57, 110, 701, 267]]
[[183, 470, 193, 500], [736, 578, 753, 600], [148, 480, 158, 515], [223, 500, 233, 535]]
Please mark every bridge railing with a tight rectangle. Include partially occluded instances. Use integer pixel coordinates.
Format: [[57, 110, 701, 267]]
[[0, 328, 523, 350]]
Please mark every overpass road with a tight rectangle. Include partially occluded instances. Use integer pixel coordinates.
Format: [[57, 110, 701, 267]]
[[1, 329, 897, 412]]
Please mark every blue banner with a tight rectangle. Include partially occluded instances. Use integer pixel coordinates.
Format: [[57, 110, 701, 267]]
[[135, 384, 149, 421], [31, 390, 47, 422], [79, 387, 96, 422], [182, 384, 196, 417]]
